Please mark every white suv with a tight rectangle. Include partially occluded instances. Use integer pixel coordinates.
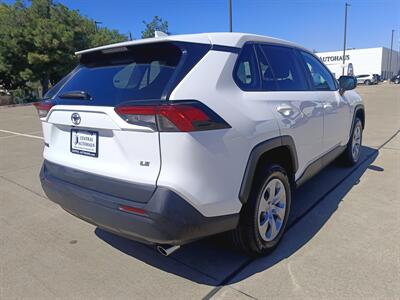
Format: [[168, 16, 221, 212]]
[[355, 74, 377, 85], [35, 33, 364, 256]]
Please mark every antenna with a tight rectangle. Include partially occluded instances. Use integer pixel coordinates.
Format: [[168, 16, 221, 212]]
[[154, 31, 168, 38]]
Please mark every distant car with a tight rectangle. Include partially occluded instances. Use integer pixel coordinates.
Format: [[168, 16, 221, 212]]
[[372, 74, 381, 83], [0, 89, 11, 96], [355, 74, 377, 85], [390, 74, 400, 84]]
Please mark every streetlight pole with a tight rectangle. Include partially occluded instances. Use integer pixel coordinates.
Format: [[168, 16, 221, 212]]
[[397, 40, 400, 75], [389, 29, 395, 78], [94, 21, 103, 32], [229, 0, 233, 32], [342, 3, 350, 76]]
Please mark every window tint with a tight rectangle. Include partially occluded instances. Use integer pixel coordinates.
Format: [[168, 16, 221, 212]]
[[300, 51, 336, 91], [43, 68, 78, 100], [260, 45, 308, 91], [255, 46, 277, 91], [234, 44, 259, 90], [55, 43, 182, 104]]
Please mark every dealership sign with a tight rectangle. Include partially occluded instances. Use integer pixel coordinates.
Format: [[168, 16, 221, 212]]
[[319, 55, 350, 63]]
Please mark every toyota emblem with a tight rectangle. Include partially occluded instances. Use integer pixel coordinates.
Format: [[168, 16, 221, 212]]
[[71, 113, 81, 125]]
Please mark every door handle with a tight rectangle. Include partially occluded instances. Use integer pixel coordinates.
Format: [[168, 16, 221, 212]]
[[277, 105, 295, 117], [323, 103, 333, 110]]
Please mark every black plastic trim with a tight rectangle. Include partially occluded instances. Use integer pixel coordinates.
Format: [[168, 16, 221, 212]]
[[239, 136, 298, 204], [40, 160, 239, 245], [211, 44, 241, 53], [295, 145, 346, 187], [351, 104, 365, 132]]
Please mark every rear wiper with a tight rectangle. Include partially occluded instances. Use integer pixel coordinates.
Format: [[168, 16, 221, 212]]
[[59, 90, 92, 100]]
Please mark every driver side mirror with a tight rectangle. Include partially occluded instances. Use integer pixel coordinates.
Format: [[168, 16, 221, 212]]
[[338, 76, 357, 95]]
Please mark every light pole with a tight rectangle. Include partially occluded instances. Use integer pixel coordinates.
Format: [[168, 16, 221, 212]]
[[397, 40, 400, 75], [228, 0, 233, 32], [389, 29, 395, 78], [342, 3, 350, 76], [94, 21, 103, 32]]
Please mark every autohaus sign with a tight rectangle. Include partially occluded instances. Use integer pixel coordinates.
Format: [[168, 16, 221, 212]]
[[319, 54, 350, 63]]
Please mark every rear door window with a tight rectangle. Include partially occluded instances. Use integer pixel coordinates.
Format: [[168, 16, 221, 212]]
[[54, 42, 183, 105], [259, 45, 308, 91], [255, 46, 277, 91]]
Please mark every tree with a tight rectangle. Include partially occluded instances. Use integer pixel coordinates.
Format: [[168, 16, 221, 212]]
[[141, 16, 169, 39], [0, 0, 127, 95]]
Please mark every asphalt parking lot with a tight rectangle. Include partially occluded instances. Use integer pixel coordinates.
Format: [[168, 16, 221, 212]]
[[1, 84, 399, 299]]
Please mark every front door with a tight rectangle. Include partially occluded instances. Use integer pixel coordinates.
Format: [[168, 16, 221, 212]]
[[297, 51, 351, 153]]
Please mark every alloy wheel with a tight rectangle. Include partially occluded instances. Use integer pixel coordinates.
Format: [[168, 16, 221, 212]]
[[352, 123, 362, 161], [257, 178, 286, 242]]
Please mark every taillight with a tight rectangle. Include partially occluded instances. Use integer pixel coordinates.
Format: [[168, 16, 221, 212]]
[[115, 101, 231, 132], [33, 101, 54, 118]]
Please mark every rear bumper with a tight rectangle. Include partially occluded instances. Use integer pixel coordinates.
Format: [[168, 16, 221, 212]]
[[40, 160, 239, 245]]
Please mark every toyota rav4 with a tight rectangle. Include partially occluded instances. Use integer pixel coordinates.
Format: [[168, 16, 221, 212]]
[[35, 33, 364, 256]]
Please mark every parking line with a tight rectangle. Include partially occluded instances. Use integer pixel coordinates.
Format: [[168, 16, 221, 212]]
[[0, 129, 43, 140]]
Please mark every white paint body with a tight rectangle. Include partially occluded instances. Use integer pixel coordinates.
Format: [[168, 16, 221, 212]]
[[40, 33, 363, 217]]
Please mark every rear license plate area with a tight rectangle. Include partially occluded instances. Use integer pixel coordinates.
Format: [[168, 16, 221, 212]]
[[70, 129, 98, 157]]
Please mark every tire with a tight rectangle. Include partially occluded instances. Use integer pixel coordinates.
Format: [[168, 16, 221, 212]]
[[232, 164, 291, 256], [395, 79, 400, 84], [341, 117, 363, 166], [364, 80, 371, 85]]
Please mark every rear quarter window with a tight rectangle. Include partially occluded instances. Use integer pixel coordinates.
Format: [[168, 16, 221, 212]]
[[233, 44, 260, 90]]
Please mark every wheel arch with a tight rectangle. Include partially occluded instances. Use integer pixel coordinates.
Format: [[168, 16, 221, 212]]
[[354, 105, 365, 129], [239, 136, 298, 204]]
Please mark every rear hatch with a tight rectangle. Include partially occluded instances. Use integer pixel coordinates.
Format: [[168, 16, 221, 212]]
[[37, 41, 210, 202]]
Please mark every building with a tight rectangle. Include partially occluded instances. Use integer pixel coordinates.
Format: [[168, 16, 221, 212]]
[[316, 47, 400, 79]]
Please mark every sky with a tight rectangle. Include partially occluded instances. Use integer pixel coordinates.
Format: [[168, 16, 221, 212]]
[[4, 0, 400, 52]]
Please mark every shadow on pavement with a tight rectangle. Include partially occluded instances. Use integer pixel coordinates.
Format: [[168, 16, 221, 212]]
[[95, 146, 379, 286]]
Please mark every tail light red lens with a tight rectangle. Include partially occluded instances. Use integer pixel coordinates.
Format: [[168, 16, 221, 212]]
[[33, 101, 54, 118], [118, 205, 147, 216], [115, 101, 231, 132]]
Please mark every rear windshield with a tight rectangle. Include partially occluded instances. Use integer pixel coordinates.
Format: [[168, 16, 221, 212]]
[[50, 42, 186, 105]]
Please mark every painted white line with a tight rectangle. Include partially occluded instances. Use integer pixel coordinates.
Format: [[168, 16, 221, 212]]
[[0, 129, 43, 140], [0, 131, 43, 140]]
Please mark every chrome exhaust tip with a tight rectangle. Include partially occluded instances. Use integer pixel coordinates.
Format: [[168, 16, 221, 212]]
[[157, 245, 181, 256]]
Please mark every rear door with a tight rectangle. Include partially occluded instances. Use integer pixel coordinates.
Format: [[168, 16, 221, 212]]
[[40, 42, 188, 191], [256, 44, 324, 179]]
